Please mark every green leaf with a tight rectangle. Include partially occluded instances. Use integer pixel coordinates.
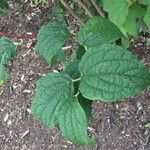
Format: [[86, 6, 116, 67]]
[[51, 49, 65, 66], [78, 94, 93, 121], [79, 44, 150, 102], [52, 2, 65, 23], [121, 38, 130, 49], [138, 0, 150, 5], [58, 96, 93, 145], [0, 37, 17, 86], [64, 60, 93, 121], [103, 0, 129, 27], [36, 22, 70, 65], [144, 6, 150, 32], [0, 64, 9, 86], [64, 59, 80, 94], [31, 73, 92, 145], [0, 37, 16, 65], [76, 45, 86, 60], [77, 17, 124, 48], [64, 59, 80, 79], [123, 4, 146, 37], [0, 0, 9, 15]]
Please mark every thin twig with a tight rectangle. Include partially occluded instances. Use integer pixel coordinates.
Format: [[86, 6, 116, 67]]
[[82, 0, 92, 8], [90, 0, 105, 17], [60, 0, 85, 25], [73, 0, 93, 17], [72, 77, 81, 82], [0, 32, 36, 39]]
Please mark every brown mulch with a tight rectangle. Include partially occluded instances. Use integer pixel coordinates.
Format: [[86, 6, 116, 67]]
[[0, 1, 150, 150]]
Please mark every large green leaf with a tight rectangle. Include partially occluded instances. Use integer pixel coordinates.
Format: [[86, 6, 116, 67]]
[[64, 59, 80, 80], [52, 2, 65, 23], [76, 45, 86, 60], [64, 60, 93, 121], [123, 4, 146, 37], [0, 0, 9, 15], [138, 0, 150, 5], [77, 17, 124, 48], [64, 59, 80, 94], [78, 94, 93, 121], [0, 64, 9, 86], [0, 37, 16, 65], [31, 73, 92, 145], [36, 22, 70, 65], [79, 44, 150, 102], [0, 37, 17, 86], [103, 0, 129, 27], [144, 6, 150, 32]]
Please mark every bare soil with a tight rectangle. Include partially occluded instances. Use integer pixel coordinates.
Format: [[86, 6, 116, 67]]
[[0, 1, 150, 150]]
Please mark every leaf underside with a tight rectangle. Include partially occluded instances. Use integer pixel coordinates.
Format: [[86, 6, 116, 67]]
[[79, 44, 150, 102]]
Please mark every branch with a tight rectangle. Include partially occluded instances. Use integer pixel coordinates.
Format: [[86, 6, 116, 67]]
[[73, 0, 93, 17], [60, 0, 85, 25], [0, 32, 36, 39], [90, 0, 105, 17]]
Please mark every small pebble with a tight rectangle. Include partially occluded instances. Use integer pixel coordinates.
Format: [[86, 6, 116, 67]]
[[4, 113, 9, 122]]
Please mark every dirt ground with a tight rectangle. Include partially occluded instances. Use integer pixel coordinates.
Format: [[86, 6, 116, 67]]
[[0, 1, 150, 150]]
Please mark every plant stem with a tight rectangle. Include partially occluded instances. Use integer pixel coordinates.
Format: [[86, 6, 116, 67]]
[[73, 0, 93, 17], [89, 0, 105, 17], [60, 0, 85, 25], [72, 77, 81, 82], [0, 32, 36, 39], [70, 30, 77, 36], [82, 0, 92, 8], [74, 91, 80, 97]]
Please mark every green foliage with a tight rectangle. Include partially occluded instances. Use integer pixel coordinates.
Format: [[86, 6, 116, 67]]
[[123, 3, 146, 36], [31, 9, 150, 145], [78, 44, 150, 101], [0, 0, 9, 15], [103, 0, 150, 37], [2, 0, 150, 147], [64, 59, 93, 121], [138, 0, 150, 5], [52, 3, 65, 23], [103, 0, 129, 27], [76, 45, 86, 60], [0, 37, 17, 86], [78, 94, 93, 121], [0, 0, 22, 15], [36, 22, 70, 65], [144, 6, 150, 32], [64, 59, 80, 79], [31, 73, 94, 145], [77, 17, 124, 47]]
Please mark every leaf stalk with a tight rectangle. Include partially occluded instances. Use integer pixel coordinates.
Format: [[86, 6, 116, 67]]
[[72, 77, 81, 82]]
